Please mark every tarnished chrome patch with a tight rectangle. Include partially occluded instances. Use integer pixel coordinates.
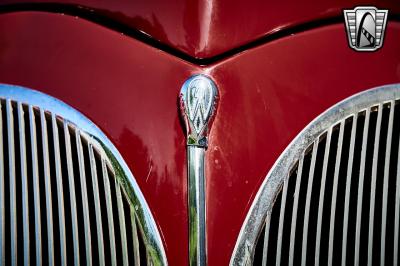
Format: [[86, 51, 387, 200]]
[[180, 75, 218, 147]]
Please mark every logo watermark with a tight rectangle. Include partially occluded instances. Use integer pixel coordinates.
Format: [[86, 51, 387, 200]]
[[343, 6, 388, 51]]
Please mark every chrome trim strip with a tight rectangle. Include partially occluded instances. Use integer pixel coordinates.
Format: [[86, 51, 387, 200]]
[[89, 143, 105, 265], [341, 115, 357, 266], [395, 127, 400, 266], [380, 101, 394, 266], [301, 140, 318, 266], [354, 108, 370, 266], [288, 155, 304, 266], [18, 102, 30, 266], [64, 121, 80, 265], [261, 213, 271, 266], [188, 146, 207, 265], [314, 127, 332, 266], [40, 108, 55, 266], [101, 158, 117, 266], [230, 84, 400, 265], [180, 75, 218, 266], [275, 174, 289, 266], [131, 206, 141, 266], [328, 121, 345, 266], [76, 130, 92, 266], [0, 84, 168, 266], [367, 103, 383, 266], [29, 105, 42, 266], [0, 102, 4, 265], [52, 113, 67, 265], [7, 100, 17, 266], [115, 180, 129, 266]]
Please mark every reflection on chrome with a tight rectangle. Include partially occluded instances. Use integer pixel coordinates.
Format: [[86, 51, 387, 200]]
[[231, 84, 400, 266], [0, 84, 167, 266], [180, 75, 218, 266]]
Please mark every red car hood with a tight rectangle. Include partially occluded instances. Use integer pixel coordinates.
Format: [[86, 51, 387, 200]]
[[1, 0, 399, 59]]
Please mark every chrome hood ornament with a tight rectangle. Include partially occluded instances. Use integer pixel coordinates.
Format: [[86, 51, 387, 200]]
[[180, 74, 218, 266], [180, 75, 218, 147]]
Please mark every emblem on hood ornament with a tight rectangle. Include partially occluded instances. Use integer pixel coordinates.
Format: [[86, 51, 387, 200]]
[[180, 74, 218, 147], [179, 74, 218, 266]]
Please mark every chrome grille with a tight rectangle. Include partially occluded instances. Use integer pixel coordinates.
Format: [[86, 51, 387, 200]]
[[231, 84, 400, 266], [0, 85, 167, 266]]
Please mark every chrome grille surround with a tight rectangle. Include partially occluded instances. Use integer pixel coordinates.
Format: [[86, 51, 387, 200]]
[[0, 84, 167, 265], [230, 84, 400, 265]]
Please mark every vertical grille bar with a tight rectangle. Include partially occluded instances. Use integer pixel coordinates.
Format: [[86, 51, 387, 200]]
[[288, 155, 304, 266], [275, 175, 289, 266], [29, 105, 42, 266], [341, 115, 358, 266], [75, 130, 92, 266], [101, 159, 117, 266], [130, 207, 141, 266], [88, 143, 105, 266], [7, 100, 17, 266], [394, 114, 400, 266], [115, 180, 129, 266], [18, 102, 30, 266], [315, 127, 333, 266], [0, 102, 4, 265], [355, 109, 371, 266], [52, 113, 67, 265], [367, 104, 383, 266], [63, 122, 80, 265], [380, 101, 394, 266], [146, 251, 152, 266], [234, 86, 400, 266], [0, 89, 164, 266], [301, 140, 319, 266], [328, 121, 345, 266], [261, 213, 271, 266], [40, 108, 54, 266]]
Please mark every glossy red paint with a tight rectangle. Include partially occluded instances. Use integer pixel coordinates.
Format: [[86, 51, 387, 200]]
[[1, 0, 400, 59], [206, 23, 400, 265], [0, 12, 196, 266], [0, 10, 400, 266]]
